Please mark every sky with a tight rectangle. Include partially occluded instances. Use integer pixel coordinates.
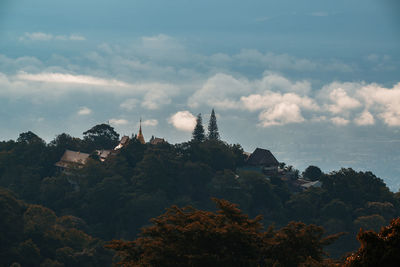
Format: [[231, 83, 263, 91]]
[[1, 0, 400, 190]]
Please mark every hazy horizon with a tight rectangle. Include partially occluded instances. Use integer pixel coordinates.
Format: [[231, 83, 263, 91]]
[[1, 0, 399, 190]]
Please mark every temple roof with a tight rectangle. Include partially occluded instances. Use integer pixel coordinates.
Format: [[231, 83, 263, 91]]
[[246, 148, 279, 167], [150, 137, 165, 145], [55, 150, 90, 168], [137, 120, 145, 144], [114, 136, 130, 150]]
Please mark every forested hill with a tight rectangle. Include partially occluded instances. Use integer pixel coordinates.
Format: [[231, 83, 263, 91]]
[[1, 126, 400, 266]]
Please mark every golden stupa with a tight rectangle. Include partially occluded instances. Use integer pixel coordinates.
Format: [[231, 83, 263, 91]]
[[137, 119, 145, 144]]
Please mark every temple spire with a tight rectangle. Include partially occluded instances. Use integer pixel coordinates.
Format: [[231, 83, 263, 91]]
[[137, 118, 145, 144]]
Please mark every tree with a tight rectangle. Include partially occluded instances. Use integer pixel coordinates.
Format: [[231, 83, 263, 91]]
[[270, 221, 343, 267], [344, 218, 400, 266], [106, 199, 341, 267], [83, 124, 120, 151], [49, 133, 82, 151], [107, 199, 267, 266], [303, 166, 323, 181], [192, 113, 205, 142], [17, 131, 45, 145], [207, 109, 220, 140]]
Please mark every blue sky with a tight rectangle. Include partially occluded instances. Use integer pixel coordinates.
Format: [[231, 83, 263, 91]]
[[1, 0, 400, 189]]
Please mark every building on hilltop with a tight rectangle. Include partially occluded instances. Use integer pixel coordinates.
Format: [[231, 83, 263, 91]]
[[55, 150, 91, 169], [149, 135, 166, 145], [55, 135, 131, 169], [137, 119, 145, 144], [114, 135, 130, 150], [55, 120, 166, 169], [243, 148, 280, 176]]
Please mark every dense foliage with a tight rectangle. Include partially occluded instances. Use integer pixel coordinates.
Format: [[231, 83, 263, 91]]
[[344, 218, 400, 266], [0, 187, 112, 266], [0, 125, 399, 265], [107, 199, 341, 267]]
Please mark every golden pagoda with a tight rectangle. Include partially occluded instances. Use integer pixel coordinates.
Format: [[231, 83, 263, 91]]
[[137, 119, 145, 144]]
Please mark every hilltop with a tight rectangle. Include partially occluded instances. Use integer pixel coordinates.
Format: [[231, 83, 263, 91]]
[[0, 122, 399, 265]]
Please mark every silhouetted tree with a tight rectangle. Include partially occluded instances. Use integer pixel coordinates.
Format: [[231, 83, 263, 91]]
[[207, 109, 220, 140], [83, 123, 119, 151], [17, 131, 45, 145], [192, 113, 205, 142], [303, 166, 323, 181], [49, 133, 83, 152]]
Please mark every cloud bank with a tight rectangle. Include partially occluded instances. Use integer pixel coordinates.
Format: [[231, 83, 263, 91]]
[[188, 73, 400, 128], [1, 34, 399, 130]]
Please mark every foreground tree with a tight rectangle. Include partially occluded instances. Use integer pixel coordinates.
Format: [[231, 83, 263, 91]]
[[0, 187, 112, 267], [344, 218, 400, 267], [192, 113, 205, 142], [107, 199, 341, 267], [207, 109, 220, 140]]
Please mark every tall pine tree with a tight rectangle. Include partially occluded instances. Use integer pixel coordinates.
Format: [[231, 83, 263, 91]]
[[192, 113, 205, 142], [207, 109, 220, 140]]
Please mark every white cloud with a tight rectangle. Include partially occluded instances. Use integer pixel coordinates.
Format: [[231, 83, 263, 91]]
[[142, 89, 171, 110], [354, 110, 375, 126], [241, 92, 317, 127], [69, 34, 86, 41], [189, 72, 319, 127], [120, 98, 138, 110], [188, 73, 249, 109], [77, 106, 92, 115], [357, 83, 400, 126], [327, 88, 361, 114], [19, 32, 86, 42], [17, 72, 130, 87], [258, 102, 305, 127], [168, 111, 196, 132], [331, 117, 350, 126], [241, 92, 318, 112], [322, 81, 400, 127], [109, 118, 129, 126], [189, 72, 314, 111], [257, 73, 312, 94], [133, 34, 187, 62], [2, 38, 400, 130], [0, 70, 181, 112], [20, 32, 53, 41], [142, 119, 158, 127]]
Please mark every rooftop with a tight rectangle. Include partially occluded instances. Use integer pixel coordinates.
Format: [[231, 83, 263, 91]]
[[246, 148, 279, 167]]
